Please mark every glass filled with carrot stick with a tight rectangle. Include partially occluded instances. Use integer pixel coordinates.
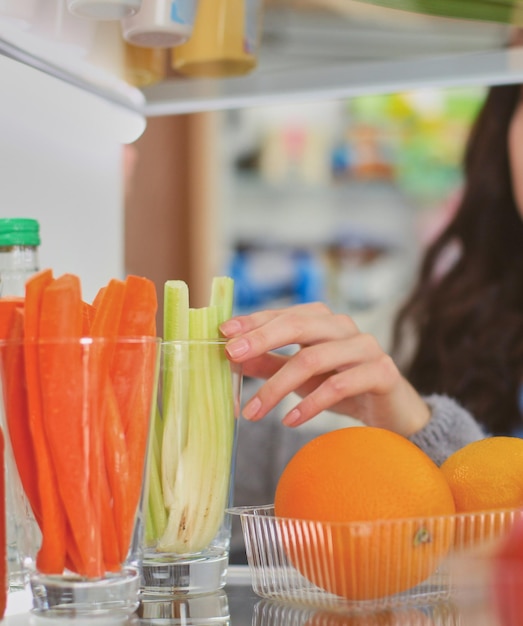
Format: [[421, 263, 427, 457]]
[[0, 270, 161, 617]]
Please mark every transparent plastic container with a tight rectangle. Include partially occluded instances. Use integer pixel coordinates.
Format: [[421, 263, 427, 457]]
[[252, 598, 463, 626], [229, 505, 523, 614]]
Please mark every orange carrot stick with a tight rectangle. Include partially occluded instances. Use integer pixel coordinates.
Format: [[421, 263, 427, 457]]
[[89, 278, 129, 567], [24, 270, 53, 339], [38, 274, 103, 578], [92, 285, 107, 311], [118, 275, 157, 337], [121, 343, 158, 553], [91, 279, 125, 338], [65, 523, 85, 574], [103, 384, 131, 562], [82, 301, 95, 336], [86, 360, 104, 578], [110, 275, 158, 554], [99, 467, 121, 573], [24, 269, 67, 575], [112, 275, 157, 433]]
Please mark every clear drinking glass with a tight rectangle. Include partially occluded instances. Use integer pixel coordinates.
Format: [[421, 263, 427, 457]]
[[140, 339, 242, 596], [138, 588, 229, 623], [0, 336, 160, 617]]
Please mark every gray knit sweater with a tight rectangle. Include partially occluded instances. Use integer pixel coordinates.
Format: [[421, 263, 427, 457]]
[[230, 391, 485, 563], [409, 393, 486, 466]]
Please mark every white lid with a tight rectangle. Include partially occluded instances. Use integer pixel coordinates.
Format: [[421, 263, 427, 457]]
[[121, 0, 195, 48]]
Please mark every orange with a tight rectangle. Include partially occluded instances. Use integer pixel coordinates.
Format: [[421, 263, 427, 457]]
[[440, 437, 523, 547], [274, 426, 456, 601], [440, 437, 523, 513]]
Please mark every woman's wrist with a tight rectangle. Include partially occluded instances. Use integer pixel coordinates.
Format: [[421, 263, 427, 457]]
[[392, 382, 432, 438], [408, 394, 486, 466]]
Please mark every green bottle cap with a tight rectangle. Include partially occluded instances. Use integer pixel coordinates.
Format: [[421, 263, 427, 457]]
[[0, 218, 40, 246]]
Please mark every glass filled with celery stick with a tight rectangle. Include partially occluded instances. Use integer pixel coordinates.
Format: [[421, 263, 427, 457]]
[[140, 277, 242, 597]]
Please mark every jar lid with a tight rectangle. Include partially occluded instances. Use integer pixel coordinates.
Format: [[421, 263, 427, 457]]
[[0, 218, 40, 246]]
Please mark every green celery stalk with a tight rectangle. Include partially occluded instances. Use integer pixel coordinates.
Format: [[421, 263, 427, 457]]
[[159, 306, 215, 551], [210, 276, 234, 323], [164, 280, 190, 342], [161, 281, 189, 508], [154, 277, 236, 553], [145, 410, 167, 543], [145, 280, 189, 544]]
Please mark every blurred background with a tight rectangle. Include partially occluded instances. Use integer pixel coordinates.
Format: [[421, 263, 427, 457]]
[[127, 86, 484, 351]]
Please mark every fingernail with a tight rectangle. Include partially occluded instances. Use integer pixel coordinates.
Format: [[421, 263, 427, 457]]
[[225, 338, 249, 358], [220, 319, 242, 336], [243, 396, 262, 420], [283, 408, 302, 427]]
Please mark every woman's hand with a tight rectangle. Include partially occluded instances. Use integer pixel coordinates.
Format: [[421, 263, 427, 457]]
[[219, 302, 431, 437]]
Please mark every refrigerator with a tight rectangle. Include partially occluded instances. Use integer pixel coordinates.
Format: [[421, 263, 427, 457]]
[[0, 2, 522, 622]]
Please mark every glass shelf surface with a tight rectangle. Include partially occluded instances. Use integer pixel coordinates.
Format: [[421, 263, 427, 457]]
[[1, 1, 522, 117]]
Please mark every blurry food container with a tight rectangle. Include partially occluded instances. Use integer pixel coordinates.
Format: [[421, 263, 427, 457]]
[[124, 41, 166, 87], [86, 21, 126, 82], [230, 505, 523, 614], [121, 0, 197, 48], [171, 0, 264, 78], [67, 0, 142, 20], [0, 0, 37, 29], [30, 0, 96, 59]]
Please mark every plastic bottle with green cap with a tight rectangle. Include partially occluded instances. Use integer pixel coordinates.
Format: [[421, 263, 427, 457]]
[[0, 219, 41, 592], [0, 218, 40, 297]]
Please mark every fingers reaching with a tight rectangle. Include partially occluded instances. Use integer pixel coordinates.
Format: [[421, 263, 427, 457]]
[[241, 335, 398, 424], [218, 303, 425, 436], [221, 305, 359, 363]]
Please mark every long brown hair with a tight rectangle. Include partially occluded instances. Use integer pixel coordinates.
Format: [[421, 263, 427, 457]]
[[392, 84, 523, 435]]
